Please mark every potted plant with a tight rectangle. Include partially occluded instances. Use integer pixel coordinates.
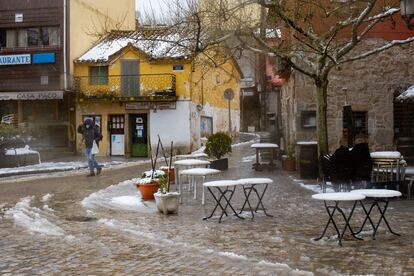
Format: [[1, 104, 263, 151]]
[[204, 132, 232, 170], [154, 174, 180, 215], [283, 141, 296, 171], [154, 139, 180, 214], [136, 136, 162, 200]]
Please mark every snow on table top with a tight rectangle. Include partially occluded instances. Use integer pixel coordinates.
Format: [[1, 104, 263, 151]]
[[159, 166, 174, 170], [312, 192, 365, 201], [296, 141, 318, 145], [370, 151, 401, 159], [203, 180, 239, 187], [174, 159, 210, 166], [351, 189, 402, 198], [176, 153, 208, 159], [237, 178, 273, 185], [5, 145, 39, 156], [251, 143, 279, 148], [180, 168, 221, 176]]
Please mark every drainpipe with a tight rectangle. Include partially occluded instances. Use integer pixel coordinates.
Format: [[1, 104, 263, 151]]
[[63, 0, 68, 90]]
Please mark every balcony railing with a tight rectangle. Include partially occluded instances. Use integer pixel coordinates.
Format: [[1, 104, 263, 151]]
[[73, 74, 176, 101]]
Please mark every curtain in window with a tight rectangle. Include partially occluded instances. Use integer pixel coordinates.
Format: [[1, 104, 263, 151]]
[[48, 27, 60, 46], [6, 30, 17, 47], [18, 29, 28, 47]]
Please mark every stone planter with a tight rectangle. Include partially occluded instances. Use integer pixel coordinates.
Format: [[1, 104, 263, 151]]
[[209, 158, 228, 170], [154, 192, 180, 215], [136, 181, 159, 200]]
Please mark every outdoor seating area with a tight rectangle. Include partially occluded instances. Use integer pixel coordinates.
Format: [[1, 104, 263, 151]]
[[319, 144, 412, 198], [312, 189, 402, 246]]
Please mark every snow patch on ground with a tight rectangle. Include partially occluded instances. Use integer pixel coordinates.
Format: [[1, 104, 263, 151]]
[[5, 196, 64, 236], [41, 193, 53, 202], [81, 178, 156, 213], [241, 154, 256, 163], [0, 160, 138, 177], [290, 177, 335, 194]]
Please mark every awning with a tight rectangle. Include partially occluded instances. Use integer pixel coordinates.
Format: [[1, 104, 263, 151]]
[[0, 91, 64, 100], [396, 85, 414, 103]]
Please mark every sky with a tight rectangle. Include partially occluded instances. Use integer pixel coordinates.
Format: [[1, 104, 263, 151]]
[[136, 0, 188, 23], [136, 0, 176, 21]]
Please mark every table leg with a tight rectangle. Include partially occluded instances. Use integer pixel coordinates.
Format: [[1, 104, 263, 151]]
[[202, 176, 206, 205], [253, 148, 261, 171], [354, 200, 377, 235], [193, 176, 197, 199], [239, 185, 255, 219], [372, 200, 400, 238], [203, 186, 244, 222], [335, 201, 363, 246], [314, 202, 341, 242], [177, 166, 182, 204], [252, 184, 273, 217]]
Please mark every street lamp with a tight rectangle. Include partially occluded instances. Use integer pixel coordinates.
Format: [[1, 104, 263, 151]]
[[401, 0, 414, 29]]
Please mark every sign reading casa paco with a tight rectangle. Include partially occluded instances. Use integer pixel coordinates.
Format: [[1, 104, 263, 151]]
[[0, 54, 31, 66], [0, 91, 64, 100]]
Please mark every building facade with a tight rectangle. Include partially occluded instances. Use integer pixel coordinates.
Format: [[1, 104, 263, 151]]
[[73, 30, 241, 157], [0, 0, 135, 152], [279, 18, 414, 161]]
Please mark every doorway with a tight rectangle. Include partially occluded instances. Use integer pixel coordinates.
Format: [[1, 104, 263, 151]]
[[109, 115, 125, 156], [130, 114, 148, 157]]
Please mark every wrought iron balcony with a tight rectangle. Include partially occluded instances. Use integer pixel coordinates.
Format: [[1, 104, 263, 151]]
[[73, 74, 176, 101]]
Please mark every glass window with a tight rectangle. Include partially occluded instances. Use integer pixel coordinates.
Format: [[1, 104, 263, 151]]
[[90, 66, 109, 85], [0, 27, 60, 48], [343, 111, 368, 135], [0, 30, 6, 48], [301, 111, 317, 129]]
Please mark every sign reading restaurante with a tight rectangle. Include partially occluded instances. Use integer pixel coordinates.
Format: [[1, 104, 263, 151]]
[[0, 54, 31, 66]]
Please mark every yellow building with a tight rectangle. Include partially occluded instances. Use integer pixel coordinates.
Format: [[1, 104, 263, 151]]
[[74, 29, 241, 156]]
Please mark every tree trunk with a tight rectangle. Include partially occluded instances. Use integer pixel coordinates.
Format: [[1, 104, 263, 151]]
[[316, 78, 329, 156]]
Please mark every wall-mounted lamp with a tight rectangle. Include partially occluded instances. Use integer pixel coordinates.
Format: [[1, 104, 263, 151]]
[[401, 0, 414, 29]]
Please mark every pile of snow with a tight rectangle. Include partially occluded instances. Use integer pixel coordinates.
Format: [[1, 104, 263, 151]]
[[5, 196, 64, 236], [5, 145, 39, 156], [81, 178, 156, 213], [396, 85, 414, 102]]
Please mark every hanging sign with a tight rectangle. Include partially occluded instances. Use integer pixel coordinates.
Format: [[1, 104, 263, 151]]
[[0, 54, 31, 66]]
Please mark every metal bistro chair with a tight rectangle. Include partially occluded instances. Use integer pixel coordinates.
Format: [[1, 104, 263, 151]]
[[371, 157, 406, 191]]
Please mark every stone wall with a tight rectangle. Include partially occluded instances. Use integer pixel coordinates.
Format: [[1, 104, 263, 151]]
[[280, 39, 414, 153]]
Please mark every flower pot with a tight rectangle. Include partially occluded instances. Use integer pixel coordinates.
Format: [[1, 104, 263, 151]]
[[136, 181, 159, 200], [154, 192, 180, 215], [284, 159, 296, 171], [160, 167, 175, 184]]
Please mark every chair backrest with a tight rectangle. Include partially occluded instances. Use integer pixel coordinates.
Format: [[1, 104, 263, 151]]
[[319, 154, 333, 181], [331, 146, 354, 182], [351, 143, 372, 181]]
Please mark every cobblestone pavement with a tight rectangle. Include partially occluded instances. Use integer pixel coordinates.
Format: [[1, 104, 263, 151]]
[[0, 141, 413, 275]]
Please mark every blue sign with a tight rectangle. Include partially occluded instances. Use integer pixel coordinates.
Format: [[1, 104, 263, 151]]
[[0, 54, 31, 66], [32, 53, 55, 64]]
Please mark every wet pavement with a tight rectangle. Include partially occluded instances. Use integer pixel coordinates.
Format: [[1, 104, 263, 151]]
[[0, 139, 413, 275]]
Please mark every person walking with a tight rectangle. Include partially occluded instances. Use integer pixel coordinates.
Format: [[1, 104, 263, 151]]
[[77, 118, 103, 177]]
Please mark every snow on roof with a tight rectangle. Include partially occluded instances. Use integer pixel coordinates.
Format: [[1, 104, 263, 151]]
[[396, 85, 414, 103], [76, 30, 192, 63]]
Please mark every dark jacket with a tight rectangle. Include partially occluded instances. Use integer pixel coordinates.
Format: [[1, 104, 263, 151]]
[[77, 118, 103, 149]]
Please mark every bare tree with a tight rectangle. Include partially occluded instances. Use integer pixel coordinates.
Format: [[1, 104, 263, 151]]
[[152, 0, 414, 154]]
